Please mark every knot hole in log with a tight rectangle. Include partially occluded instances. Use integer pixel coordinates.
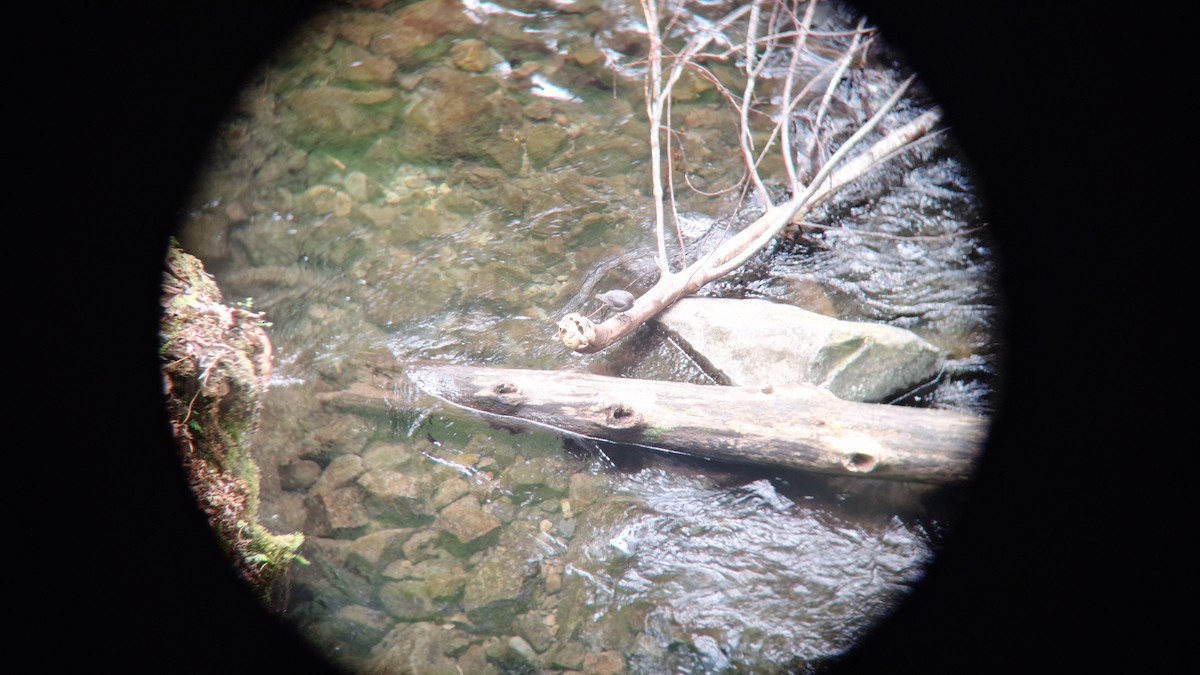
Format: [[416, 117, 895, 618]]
[[842, 452, 878, 474], [480, 381, 525, 412], [602, 403, 644, 431]]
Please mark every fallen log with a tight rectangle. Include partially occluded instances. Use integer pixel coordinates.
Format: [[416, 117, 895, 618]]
[[397, 364, 986, 485]]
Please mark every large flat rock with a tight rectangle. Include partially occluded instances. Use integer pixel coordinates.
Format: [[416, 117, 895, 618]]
[[655, 297, 943, 402]]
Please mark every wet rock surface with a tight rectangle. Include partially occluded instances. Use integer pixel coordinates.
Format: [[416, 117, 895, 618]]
[[657, 297, 944, 402]]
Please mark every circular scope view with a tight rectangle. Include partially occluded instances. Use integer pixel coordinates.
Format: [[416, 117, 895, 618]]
[[162, 0, 1000, 672]]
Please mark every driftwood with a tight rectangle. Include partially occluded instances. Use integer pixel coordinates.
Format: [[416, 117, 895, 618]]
[[394, 364, 985, 485]]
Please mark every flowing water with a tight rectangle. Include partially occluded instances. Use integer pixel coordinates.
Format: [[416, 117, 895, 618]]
[[177, 0, 999, 672]]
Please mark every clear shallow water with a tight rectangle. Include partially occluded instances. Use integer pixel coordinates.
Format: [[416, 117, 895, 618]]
[[178, 0, 998, 671], [560, 466, 933, 672]]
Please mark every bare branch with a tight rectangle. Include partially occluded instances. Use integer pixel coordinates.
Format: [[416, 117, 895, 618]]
[[639, 0, 670, 274], [704, 76, 923, 280], [780, 0, 819, 191], [802, 107, 942, 210], [557, 2, 945, 354], [663, 98, 688, 268], [738, 0, 772, 206], [641, 0, 756, 275], [807, 17, 867, 169]]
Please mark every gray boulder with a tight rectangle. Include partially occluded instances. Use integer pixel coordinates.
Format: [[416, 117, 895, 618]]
[[656, 297, 942, 402]]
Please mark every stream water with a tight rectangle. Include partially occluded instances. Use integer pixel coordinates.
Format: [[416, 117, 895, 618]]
[[177, 0, 999, 672]]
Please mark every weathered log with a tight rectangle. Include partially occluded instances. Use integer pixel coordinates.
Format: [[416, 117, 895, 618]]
[[399, 364, 986, 484]]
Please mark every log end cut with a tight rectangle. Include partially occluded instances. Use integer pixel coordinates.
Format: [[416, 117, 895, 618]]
[[555, 313, 597, 351]]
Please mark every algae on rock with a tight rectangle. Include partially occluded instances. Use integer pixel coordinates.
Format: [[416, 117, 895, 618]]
[[160, 239, 307, 609]]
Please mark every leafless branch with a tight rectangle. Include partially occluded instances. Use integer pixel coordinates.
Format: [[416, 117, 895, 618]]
[[555, 0, 944, 353]]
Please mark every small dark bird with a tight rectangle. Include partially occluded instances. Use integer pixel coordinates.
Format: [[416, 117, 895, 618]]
[[595, 289, 635, 313]]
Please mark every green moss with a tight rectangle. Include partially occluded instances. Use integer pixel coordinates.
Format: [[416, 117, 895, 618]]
[[162, 239, 309, 609], [238, 519, 310, 576], [642, 426, 671, 440]]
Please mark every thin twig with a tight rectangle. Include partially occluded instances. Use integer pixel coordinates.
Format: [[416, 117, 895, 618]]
[[808, 17, 867, 166], [704, 76, 925, 279], [803, 107, 942, 209], [751, 35, 863, 187], [779, 0, 819, 191], [738, 0, 772, 206], [639, 0, 670, 273], [557, 1, 947, 354], [664, 97, 688, 268], [641, 0, 755, 275]]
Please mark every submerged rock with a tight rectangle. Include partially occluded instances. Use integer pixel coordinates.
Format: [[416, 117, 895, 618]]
[[306, 485, 370, 536], [657, 297, 943, 402], [457, 643, 502, 675], [437, 494, 502, 554], [358, 468, 434, 526], [366, 621, 461, 675], [486, 635, 541, 671], [462, 554, 538, 633], [346, 528, 413, 576], [450, 38, 493, 72], [328, 604, 393, 652], [396, 67, 520, 162], [432, 476, 471, 509], [502, 456, 571, 499], [279, 458, 322, 491], [525, 122, 569, 167], [369, 0, 475, 66], [279, 85, 399, 147], [584, 650, 628, 675], [378, 579, 439, 621], [514, 610, 557, 653], [310, 454, 366, 496]]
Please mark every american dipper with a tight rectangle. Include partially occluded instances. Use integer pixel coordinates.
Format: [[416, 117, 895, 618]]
[[595, 289, 635, 313]]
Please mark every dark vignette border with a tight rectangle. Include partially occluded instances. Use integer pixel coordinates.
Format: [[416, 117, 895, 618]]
[[39, 0, 1170, 672]]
